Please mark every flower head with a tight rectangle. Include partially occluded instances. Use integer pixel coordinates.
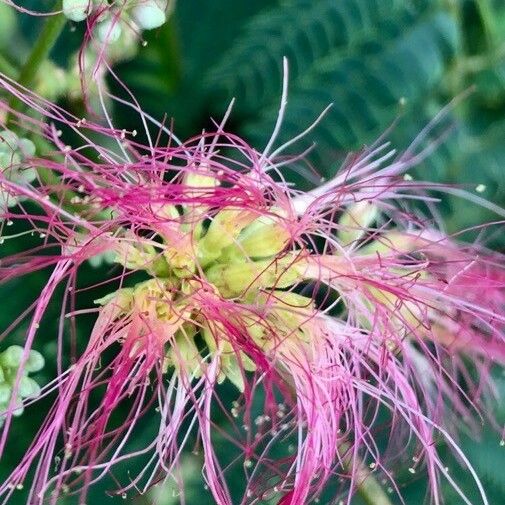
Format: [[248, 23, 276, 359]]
[[0, 69, 504, 505]]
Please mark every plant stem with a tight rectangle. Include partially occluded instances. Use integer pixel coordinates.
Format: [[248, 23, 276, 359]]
[[338, 442, 394, 505], [355, 467, 394, 505], [7, 1, 66, 123], [0, 54, 18, 79]]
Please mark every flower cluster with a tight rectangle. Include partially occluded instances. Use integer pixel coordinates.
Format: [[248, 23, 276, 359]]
[[0, 346, 44, 427], [0, 73, 504, 505], [1, 1, 172, 109], [63, 0, 172, 30]]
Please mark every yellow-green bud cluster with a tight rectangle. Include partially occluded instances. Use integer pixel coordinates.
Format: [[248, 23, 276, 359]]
[[113, 206, 294, 298], [0, 346, 44, 426], [101, 202, 306, 389]]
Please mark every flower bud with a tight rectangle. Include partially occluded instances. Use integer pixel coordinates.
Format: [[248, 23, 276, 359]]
[[0, 345, 24, 369], [202, 327, 256, 391], [184, 171, 218, 194], [25, 350, 45, 374], [131, 0, 167, 30], [19, 376, 41, 398], [164, 246, 196, 278], [0, 130, 19, 151], [62, 0, 92, 22], [17, 138, 36, 159], [0, 130, 37, 205], [0, 152, 20, 171], [338, 201, 378, 245], [114, 240, 169, 277], [151, 203, 180, 221], [205, 256, 303, 298], [88, 250, 117, 268], [12, 400, 24, 417], [0, 383, 11, 404], [167, 330, 203, 377], [0, 345, 44, 424], [94, 287, 134, 313], [198, 210, 257, 266], [96, 18, 122, 43], [228, 213, 290, 260]]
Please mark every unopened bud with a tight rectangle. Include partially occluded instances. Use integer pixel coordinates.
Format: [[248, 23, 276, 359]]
[[19, 376, 41, 398], [198, 210, 257, 266], [96, 18, 122, 43], [231, 213, 290, 259], [62, 0, 92, 22], [0, 130, 19, 151], [114, 240, 169, 276], [184, 170, 218, 194], [167, 331, 202, 377], [0, 346, 24, 369], [0, 383, 11, 403], [131, 0, 167, 30], [164, 247, 195, 278], [338, 201, 378, 244], [25, 350, 45, 373], [17, 138, 35, 159], [205, 256, 302, 298]]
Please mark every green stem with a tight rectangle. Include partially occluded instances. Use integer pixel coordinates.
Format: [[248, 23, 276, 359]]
[[0, 54, 18, 79], [335, 441, 394, 505], [355, 468, 394, 505], [7, 1, 66, 123]]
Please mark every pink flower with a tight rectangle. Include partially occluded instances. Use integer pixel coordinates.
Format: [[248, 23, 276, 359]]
[[0, 69, 504, 505]]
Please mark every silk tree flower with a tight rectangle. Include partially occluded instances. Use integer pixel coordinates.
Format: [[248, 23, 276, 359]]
[[0, 69, 504, 505]]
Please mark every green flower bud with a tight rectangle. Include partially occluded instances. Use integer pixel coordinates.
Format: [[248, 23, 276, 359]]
[[62, 0, 92, 22], [19, 376, 41, 398], [167, 330, 203, 377], [0, 345, 24, 369], [0, 151, 21, 170], [224, 212, 290, 260], [12, 400, 24, 417], [25, 350, 45, 374], [338, 201, 378, 245], [0, 383, 11, 404], [0, 131, 37, 190], [94, 287, 134, 313], [219, 356, 245, 392], [17, 138, 36, 159], [205, 256, 303, 298], [151, 203, 180, 221], [202, 327, 256, 391], [88, 250, 117, 268], [114, 241, 169, 276], [35, 61, 68, 102], [198, 210, 258, 266], [0, 130, 19, 151], [0, 396, 24, 418], [131, 0, 167, 30], [96, 18, 122, 43]]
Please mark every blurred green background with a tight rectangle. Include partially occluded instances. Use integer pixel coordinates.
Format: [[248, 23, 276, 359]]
[[0, 0, 504, 503]]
